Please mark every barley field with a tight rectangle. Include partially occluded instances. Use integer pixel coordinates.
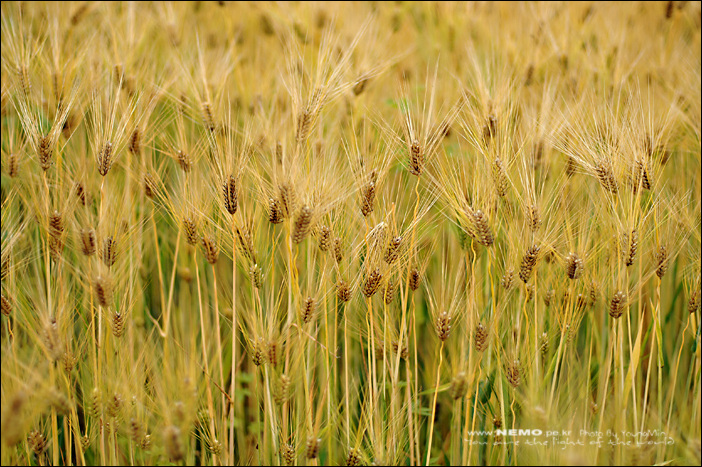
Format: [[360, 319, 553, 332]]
[[1, 2, 701, 466]]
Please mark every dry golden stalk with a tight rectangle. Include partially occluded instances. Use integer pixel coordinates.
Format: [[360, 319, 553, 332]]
[[450, 372, 468, 400], [38, 134, 52, 170], [27, 430, 47, 456], [336, 279, 352, 303], [143, 173, 156, 199], [609, 291, 626, 319], [519, 244, 540, 283], [384, 236, 402, 264], [595, 159, 618, 193], [250, 264, 263, 289], [274, 374, 291, 405], [362, 268, 383, 298], [333, 237, 343, 263], [655, 245, 668, 278], [102, 235, 117, 267], [622, 229, 638, 267], [223, 175, 238, 215], [292, 205, 313, 244], [176, 150, 191, 173], [268, 198, 283, 224], [281, 443, 295, 466], [506, 359, 521, 388], [501, 268, 514, 290], [360, 181, 376, 217], [95, 275, 113, 308], [306, 436, 321, 459], [318, 225, 331, 251], [474, 322, 489, 352], [201, 233, 219, 264], [492, 157, 508, 197], [435, 311, 452, 341], [129, 128, 141, 155], [97, 142, 113, 176], [1, 293, 12, 316], [409, 267, 421, 291], [301, 296, 316, 324], [409, 139, 423, 175], [183, 216, 199, 246], [164, 425, 184, 463], [565, 252, 584, 279], [472, 210, 494, 247]]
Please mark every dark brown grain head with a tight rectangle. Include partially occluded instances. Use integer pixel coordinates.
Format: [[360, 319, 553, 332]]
[[409, 139, 423, 176], [202, 101, 215, 131], [492, 157, 508, 198], [435, 311, 452, 341], [267, 338, 281, 367], [483, 113, 498, 145], [333, 237, 343, 263], [336, 279, 352, 303], [235, 225, 257, 264], [688, 284, 700, 314], [346, 448, 362, 466], [317, 224, 331, 251], [80, 228, 96, 256], [409, 267, 421, 291], [353, 77, 369, 96], [501, 268, 514, 290], [28, 430, 47, 456], [301, 296, 316, 324], [292, 205, 313, 244], [95, 275, 113, 308], [281, 443, 295, 466], [97, 142, 114, 176], [609, 291, 626, 319], [129, 128, 141, 155], [306, 436, 321, 459], [49, 210, 65, 258], [472, 210, 494, 247], [1, 293, 12, 317], [519, 244, 540, 283], [544, 288, 555, 307], [250, 263, 263, 289], [274, 374, 291, 405], [621, 229, 638, 267], [183, 216, 199, 246], [201, 233, 219, 264], [143, 173, 156, 199], [384, 236, 402, 264], [383, 277, 397, 304], [278, 181, 296, 219], [595, 159, 618, 194], [7, 152, 18, 178], [102, 235, 117, 267], [474, 322, 489, 352], [360, 180, 376, 217], [655, 245, 668, 279], [38, 134, 53, 170], [527, 204, 541, 232], [177, 150, 192, 173], [223, 175, 238, 215], [164, 425, 183, 463], [565, 252, 584, 279], [268, 198, 283, 224], [362, 268, 383, 298], [506, 359, 521, 388]]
